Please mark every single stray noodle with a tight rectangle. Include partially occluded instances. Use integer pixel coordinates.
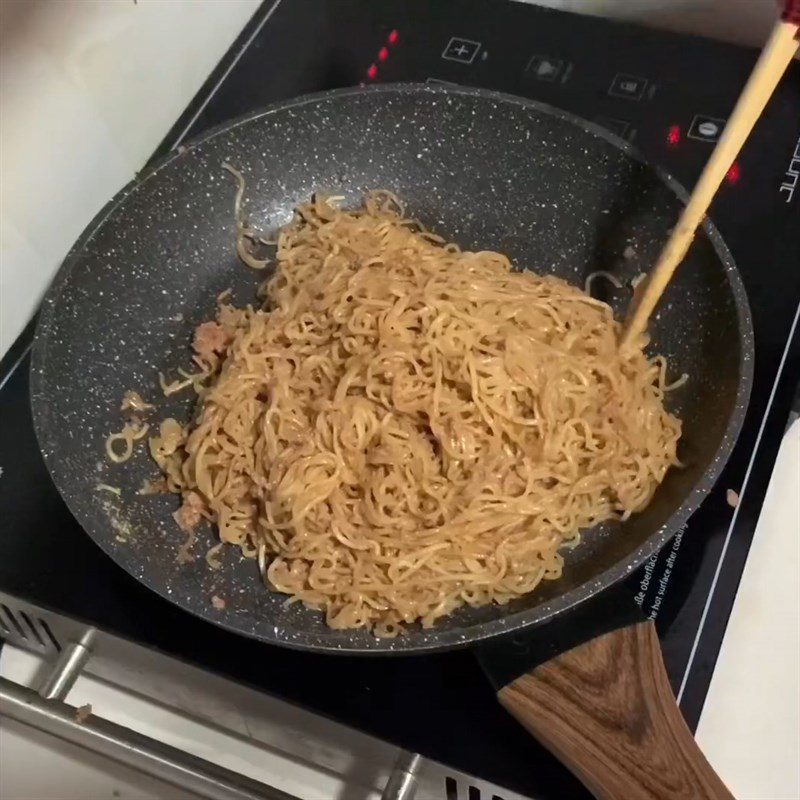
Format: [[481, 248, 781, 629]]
[[106, 421, 149, 463], [149, 191, 682, 636]]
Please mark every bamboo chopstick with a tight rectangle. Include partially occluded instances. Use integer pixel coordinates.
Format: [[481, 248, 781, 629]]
[[620, 17, 800, 350]]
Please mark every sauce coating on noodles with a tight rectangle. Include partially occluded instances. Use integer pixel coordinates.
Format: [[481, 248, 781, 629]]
[[149, 192, 681, 636]]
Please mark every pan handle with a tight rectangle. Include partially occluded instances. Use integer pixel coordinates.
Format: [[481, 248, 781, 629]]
[[478, 591, 733, 800]]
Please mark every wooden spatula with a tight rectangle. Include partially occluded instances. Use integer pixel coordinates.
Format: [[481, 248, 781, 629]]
[[621, 1, 800, 351]]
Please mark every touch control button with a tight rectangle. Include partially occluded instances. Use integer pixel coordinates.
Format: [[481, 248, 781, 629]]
[[609, 73, 648, 100], [688, 114, 727, 142], [442, 37, 481, 64], [526, 55, 564, 82]]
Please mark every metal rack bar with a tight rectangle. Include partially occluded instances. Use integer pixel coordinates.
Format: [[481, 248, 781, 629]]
[[0, 677, 301, 800], [38, 628, 96, 700], [381, 750, 422, 800]]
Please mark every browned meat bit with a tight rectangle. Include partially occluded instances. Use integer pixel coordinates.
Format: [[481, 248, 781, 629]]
[[173, 491, 205, 564], [120, 390, 155, 414], [192, 321, 228, 365], [211, 595, 226, 610], [176, 529, 197, 565], [173, 490, 204, 533], [138, 476, 168, 495]]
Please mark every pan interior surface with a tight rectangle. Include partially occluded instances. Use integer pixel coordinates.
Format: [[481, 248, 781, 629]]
[[31, 85, 751, 653]]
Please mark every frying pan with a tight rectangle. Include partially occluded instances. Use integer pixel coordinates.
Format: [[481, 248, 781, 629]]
[[31, 84, 752, 799]]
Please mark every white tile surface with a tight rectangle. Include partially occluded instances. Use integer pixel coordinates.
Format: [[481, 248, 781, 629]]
[[696, 418, 800, 800], [0, 0, 261, 356]]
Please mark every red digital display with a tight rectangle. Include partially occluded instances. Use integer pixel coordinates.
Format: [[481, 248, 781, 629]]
[[388, 29, 400, 45], [367, 64, 378, 80], [378, 47, 389, 62], [667, 125, 681, 147]]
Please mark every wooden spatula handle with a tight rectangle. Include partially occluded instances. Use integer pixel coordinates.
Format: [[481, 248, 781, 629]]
[[498, 621, 733, 800]]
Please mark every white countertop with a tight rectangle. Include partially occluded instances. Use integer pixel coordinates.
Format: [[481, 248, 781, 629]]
[[0, 0, 260, 356], [695, 417, 800, 800]]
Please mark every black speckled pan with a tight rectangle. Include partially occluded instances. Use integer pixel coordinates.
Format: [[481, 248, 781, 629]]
[[31, 84, 752, 654]]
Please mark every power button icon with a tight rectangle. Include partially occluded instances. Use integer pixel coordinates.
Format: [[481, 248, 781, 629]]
[[688, 114, 727, 143]]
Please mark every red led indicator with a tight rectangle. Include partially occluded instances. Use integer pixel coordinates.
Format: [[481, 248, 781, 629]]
[[363, 29, 400, 84], [667, 125, 681, 147], [726, 162, 741, 185]]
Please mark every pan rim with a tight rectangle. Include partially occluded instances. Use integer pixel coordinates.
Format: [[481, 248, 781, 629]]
[[30, 82, 754, 654]]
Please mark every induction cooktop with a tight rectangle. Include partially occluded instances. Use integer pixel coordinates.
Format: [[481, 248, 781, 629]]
[[1, 3, 798, 798]]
